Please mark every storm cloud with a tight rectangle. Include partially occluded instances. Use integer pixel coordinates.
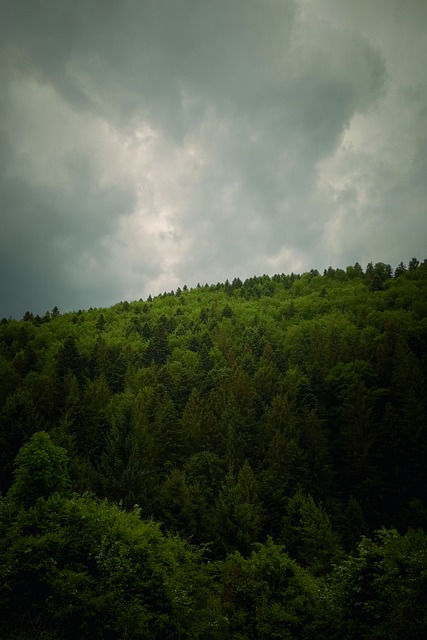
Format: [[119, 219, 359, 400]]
[[1, 0, 426, 317]]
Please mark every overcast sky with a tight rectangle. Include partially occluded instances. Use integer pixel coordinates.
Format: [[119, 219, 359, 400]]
[[1, 0, 426, 318]]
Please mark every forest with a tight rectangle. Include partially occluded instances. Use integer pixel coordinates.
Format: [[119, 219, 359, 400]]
[[1, 259, 427, 639]]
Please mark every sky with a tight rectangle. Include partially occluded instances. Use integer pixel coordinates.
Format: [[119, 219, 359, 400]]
[[1, 0, 426, 318]]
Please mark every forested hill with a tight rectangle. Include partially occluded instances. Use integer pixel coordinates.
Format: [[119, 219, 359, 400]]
[[1, 260, 427, 638]]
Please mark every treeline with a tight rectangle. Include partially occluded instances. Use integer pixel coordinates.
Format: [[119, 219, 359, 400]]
[[1, 259, 427, 637]]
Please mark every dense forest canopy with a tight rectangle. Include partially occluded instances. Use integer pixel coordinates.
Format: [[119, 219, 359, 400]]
[[1, 259, 427, 638]]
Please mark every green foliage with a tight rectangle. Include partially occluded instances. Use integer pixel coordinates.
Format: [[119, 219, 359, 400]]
[[0, 492, 213, 639], [0, 259, 426, 636], [280, 490, 343, 575], [158, 468, 208, 542], [0, 386, 44, 489], [8, 431, 71, 508], [328, 528, 427, 639], [214, 462, 263, 556], [221, 539, 322, 639]]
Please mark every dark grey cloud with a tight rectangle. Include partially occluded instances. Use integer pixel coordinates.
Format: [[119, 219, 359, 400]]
[[0, 140, 136, 315], [0, 0, 426, 317]]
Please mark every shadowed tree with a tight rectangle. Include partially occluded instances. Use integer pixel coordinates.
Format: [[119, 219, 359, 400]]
[[280, 490, 343, 575], [339, 377, 377, 508], [215, 461, 263, 556], [0, 387, 44, 492]]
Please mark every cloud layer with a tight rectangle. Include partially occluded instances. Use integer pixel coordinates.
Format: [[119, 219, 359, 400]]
[[1, 0, 426, 317]]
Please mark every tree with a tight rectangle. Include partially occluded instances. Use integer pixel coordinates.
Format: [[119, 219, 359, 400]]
[[409, 257, 420, 271], [394, 261, 407, 277], [301, 409, 336, 505], [158, 468, 208, 542], [214, 462, 263, 556], [7, 431, 71, 508], [221, 539, 322, 640], [0, 492, 210, 639], [329, 528, 427, 640], [338, 377, 377, 506], [56, 335, 83, 384], [346, 262, 364, 279], [280, 490, 343, 575], [0, 387, 44, 492]]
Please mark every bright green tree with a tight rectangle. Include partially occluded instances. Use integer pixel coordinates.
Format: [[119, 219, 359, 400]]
[[7, 431, 71, 508]]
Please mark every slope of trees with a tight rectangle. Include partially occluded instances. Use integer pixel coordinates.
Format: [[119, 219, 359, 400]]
[[1, 259, 427, 637]]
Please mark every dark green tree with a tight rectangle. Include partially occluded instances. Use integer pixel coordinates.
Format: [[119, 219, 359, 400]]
[[0, 492, 212, 639], [221, 539, 322, 640], [0, 387, 44, 492], [280, 490, 343, 575], [329, 528, 427, 640], [214, 462, 263, 556]]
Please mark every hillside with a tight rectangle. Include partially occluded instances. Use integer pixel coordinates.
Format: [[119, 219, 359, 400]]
[[1, 259, 427, 638]]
